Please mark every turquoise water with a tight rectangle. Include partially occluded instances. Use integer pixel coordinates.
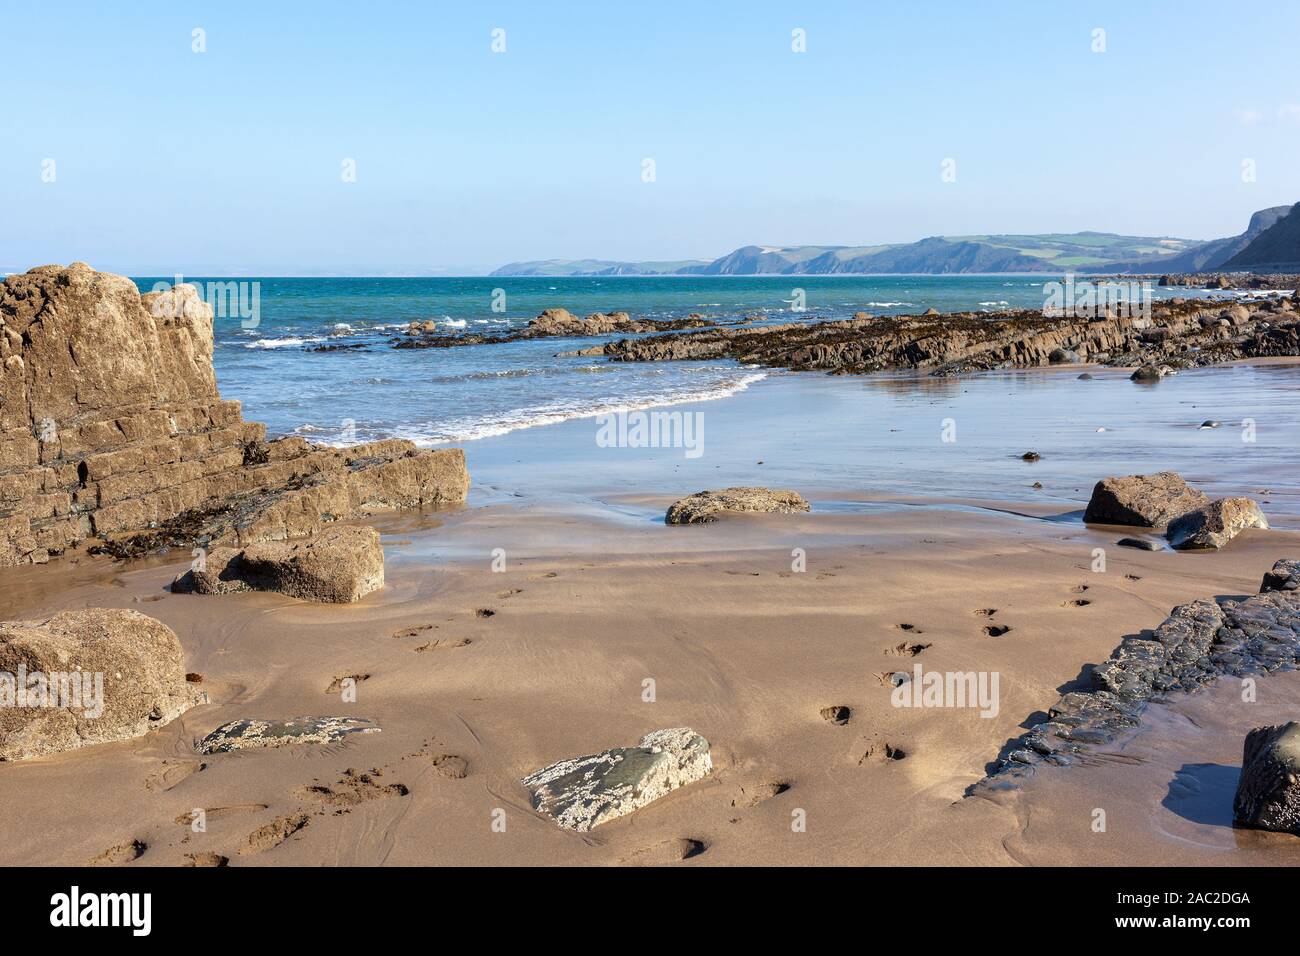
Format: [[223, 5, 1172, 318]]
[[133, 275, 1194, 446]]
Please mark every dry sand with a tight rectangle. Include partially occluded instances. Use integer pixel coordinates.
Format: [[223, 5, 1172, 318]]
[[0, 495, 1296, 866]]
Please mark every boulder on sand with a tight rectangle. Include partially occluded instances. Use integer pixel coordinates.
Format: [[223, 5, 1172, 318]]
[[1166, 497, 1269, 551], [1261, 559, 1300, 593], [1083, 472, 1209, 529], [173, 525, 384, 603], [0, 608, 204, 761], [665, 487, 810, 524], [522, 727, 713, 831], [1234, 722, 1300, 834]]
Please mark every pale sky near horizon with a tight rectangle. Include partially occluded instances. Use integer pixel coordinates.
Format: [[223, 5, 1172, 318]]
[[3, 0, 1300, 275]]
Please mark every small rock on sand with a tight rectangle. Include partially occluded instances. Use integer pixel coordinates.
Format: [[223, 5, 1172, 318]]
[[1166, 497, 1268, 551], [665, 487, 810, 524], [1117, 537, 1161, 551], [522, 727, 712, 831], [172, 525, 384, 603]]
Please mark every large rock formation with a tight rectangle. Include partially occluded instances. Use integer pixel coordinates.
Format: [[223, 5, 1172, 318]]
[[1234, 722, 1300, 834], [597, 295, 1300, 376], [172, 525, 385, 603], [665, 487, 811, 525], [522, 727, 713, 831], [0, 608, 204, 760], [1082, 472, 1209, 528], [0, 264, 469, 567]]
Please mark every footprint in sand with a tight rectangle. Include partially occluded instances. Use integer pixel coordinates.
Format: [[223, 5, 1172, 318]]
[[497, 588, 524, 599], [184, 852, 229, 867], [394, 624, 434, 639], [1125, 573, 1143, 581], [89, 840, 146, 866], [1064, 599, 1091, 608], [820, 705, 852, 725], [894, 623, 922, 633], [730, 781, 790, 808], [325, 673, 370, 694], [430, 753, 470, 779], [620, 838, 707, 864], [983, 624, 1012, 637], [527, 571, 559, 581], [973, 608, 998, 617], [887, 641, 930, 657], [1070, 584, 1090, 594], [475, 608, 496, 618], [414, 637, 471, 653], [240, 813, 309, 856], [144, 759, 206, 792], [859, 740, 906, 764], [175, 804, 269, 827], [295, 768, 409, 809]]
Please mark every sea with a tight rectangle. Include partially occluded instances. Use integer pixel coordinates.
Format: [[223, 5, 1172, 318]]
[[131, 274, 1198, 446], [129, 274, 1297, 521]]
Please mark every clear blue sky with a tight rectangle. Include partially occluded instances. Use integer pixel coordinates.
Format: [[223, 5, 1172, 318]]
[[3, 0, 1299, 274]]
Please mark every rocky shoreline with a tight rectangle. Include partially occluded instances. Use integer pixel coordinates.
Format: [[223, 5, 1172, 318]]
[[594, 294, 1300, 375]]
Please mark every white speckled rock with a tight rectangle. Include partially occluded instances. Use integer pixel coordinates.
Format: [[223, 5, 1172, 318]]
[[522, 727, 712, 831]]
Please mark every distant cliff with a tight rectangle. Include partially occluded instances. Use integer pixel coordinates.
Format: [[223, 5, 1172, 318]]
[[1221, 203, 1300, 271], [491, 232, 1201, 277]]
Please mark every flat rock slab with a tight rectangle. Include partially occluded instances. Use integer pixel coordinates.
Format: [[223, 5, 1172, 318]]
[[665, 487, 810, 525], [0, 608, 205, 761], [1234, 722, 1300, 834], [1166, 497, 1269, 550], [197, 716, 380, 754], [1083, 471, 1208, 528], [522, 727, 713, 831], [174, 525, 384, 603]]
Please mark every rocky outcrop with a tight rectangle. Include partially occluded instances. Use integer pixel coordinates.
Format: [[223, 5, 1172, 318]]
[[1234, 722, 1300, 834], [1166, 497, 1269, 551], [1083, 472, 1209, 529], [392, 308, 709, 350], [598, 295, 1300, 376], [0, 264, 469, 567], [0, 608, 204, 760], [197, 716, 379, 754], [665, 487, 810, 524], [172, 525, 384, 603], [974, 562, 1300, 790], [522, 727, 713, 831]]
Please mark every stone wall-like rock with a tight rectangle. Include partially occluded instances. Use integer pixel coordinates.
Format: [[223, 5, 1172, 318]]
[[0, 264, 469, 567]]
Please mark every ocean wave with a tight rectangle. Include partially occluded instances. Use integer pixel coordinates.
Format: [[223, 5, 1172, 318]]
[[864, 301, 913, 307], [385, 372, 768, 444], [244, 336, 325, 349]]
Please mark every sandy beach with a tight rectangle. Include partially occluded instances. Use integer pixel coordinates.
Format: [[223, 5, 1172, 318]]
[[2, 442, 1297, 866]]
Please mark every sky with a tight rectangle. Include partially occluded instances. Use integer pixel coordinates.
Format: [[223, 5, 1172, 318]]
[[3, 0, 1300, 275]]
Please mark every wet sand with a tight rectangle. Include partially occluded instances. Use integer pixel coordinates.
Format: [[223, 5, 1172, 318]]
[[1, 493, 1296, 866]]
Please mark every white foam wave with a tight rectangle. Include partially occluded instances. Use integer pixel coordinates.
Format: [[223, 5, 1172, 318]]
[[394, 372, 768, 444]]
